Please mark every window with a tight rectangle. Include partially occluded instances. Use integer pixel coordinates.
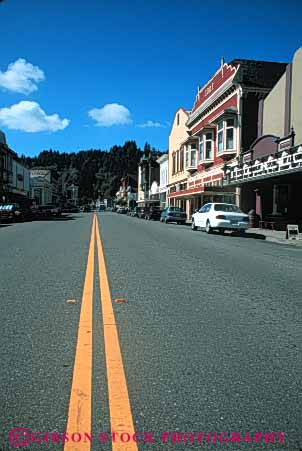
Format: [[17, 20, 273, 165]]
[[180, 148, 184, 171], [217, 121, 224, 152], [177, 113, 180, 126], [199, 203, 211, 213], [226, 119, 234, 149], [214, 203, 241, 212], [190, 144, 196, 166], [217, 118, 235, 153], [199, 139, 204, 161], [172, 153, 176, 175], [185, 145, 189, 167], [199, 132, 213, 160]]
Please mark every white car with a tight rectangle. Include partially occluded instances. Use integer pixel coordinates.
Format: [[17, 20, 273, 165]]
[[191, 203, 249, 234]]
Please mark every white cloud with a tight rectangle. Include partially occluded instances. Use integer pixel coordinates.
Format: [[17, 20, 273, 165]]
[[88, 103, 132, 127], [137, 120, 166, 128], [0, 101, 70, 132], [0, 58, 45, 94]]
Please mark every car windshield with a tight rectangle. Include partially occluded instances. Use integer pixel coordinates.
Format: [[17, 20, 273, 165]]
[[169, 207, 184, 212], [214, 204, 241, 213]]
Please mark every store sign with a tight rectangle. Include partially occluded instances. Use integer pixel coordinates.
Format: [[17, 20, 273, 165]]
[[225, 146, 302, 184], [30, 169, 50, 178], [287, 224, 300, 240]]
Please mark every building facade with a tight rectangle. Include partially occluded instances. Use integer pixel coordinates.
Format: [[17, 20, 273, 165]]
[[137, 150, 160, 208], [0, 130, 30, 205], [157, 154, 168, 209], [224, 48, 302, 229], [168, 58, 287, 219], [116, 174, 138, 208], [30, 168, 59, 206], [167, 108, 190, 215]]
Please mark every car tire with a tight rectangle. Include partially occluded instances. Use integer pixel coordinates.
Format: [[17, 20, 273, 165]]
[[219, 228, 225, 234], [205, 220, 212, 234], [191, 220, 196, 231], [165, 218, 168, 224]]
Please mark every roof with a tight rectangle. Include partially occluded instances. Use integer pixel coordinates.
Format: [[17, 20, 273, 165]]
[[230, 59, 287, 89]]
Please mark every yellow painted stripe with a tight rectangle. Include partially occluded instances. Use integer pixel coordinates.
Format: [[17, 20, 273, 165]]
[[95, 214, 138, 451], [64, 214, 96, 451]]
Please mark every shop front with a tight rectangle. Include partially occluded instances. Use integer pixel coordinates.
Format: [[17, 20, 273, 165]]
[[224, 135, 302, 230]]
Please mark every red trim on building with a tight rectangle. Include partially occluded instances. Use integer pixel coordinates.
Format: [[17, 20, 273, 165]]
[[168, 186, 205, 198], [192, 64, 237, 113], [191, 94, 238, 135]]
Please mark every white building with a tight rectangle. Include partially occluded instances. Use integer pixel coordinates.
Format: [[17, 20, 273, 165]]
[[157, 154, 168, 209], [30, 169, 59, 206]]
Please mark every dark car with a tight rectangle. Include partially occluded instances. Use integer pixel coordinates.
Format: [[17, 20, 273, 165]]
[[38, 204, 61, 217], [0, 204, 32, 222], [137, 207, 149, 219], [82, 205, 91, 212], [130, 207, 140, 217], [145, 206, 162, 221], [160, 207, 186, 224], [99, 204, 106, 211]]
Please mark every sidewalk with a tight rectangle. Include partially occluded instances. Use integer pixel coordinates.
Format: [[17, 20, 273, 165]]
[[247, 227, 302, 246], [185, 221, 302, 246]]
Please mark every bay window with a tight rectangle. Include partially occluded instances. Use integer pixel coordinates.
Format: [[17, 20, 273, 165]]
[[217, 118, 236, 153], [199, 131, 213, 161], [185, 145, 189, 168], [190, 144, 196, 166]]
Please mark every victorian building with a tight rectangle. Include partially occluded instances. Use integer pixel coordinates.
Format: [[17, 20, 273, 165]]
[[168, 58, 287, 219], [224, 48, 302, 230], [167, 107, 190, 214]]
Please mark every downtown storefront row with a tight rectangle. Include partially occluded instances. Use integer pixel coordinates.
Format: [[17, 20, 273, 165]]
[[223, 48, 302, 230], [167, 50, 301, 223]]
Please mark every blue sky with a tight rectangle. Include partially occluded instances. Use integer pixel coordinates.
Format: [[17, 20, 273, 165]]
[[0, 0, 301, 156]]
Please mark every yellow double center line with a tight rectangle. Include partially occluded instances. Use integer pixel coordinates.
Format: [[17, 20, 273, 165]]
[[64, 214, 137, 451]]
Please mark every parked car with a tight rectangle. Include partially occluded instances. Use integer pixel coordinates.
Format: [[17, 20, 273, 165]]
[[145, 206, 162, 221], [117, 207, 127, 214], [0, 204, 32, 222], [160, 207, 186, 224], [191, 203, 249, 234], [82, 205, 91, 212], [62, 205, 79, 213], [38, 204, 61, 217], [99, 204, 106, 211], [130, 207, 139, 217]]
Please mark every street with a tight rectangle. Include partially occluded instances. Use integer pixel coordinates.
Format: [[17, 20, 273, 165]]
[[0, 212, 301, 451]]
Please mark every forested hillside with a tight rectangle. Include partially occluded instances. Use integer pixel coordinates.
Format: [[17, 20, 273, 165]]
[[21, 141, 163, 201]]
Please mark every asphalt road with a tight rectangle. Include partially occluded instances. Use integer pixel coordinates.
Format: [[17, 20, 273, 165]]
[[0, 212, 301, 451]]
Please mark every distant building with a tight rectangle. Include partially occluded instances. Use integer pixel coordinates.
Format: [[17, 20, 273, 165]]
[[30, 167, 59, 206], [59, 169, 80, 206], [137, 150, 160, 208], [157, 154, 168, 209], [116, 174, 138, 208], [0, 130, 30, 205], [167, 108, 191, 217]]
